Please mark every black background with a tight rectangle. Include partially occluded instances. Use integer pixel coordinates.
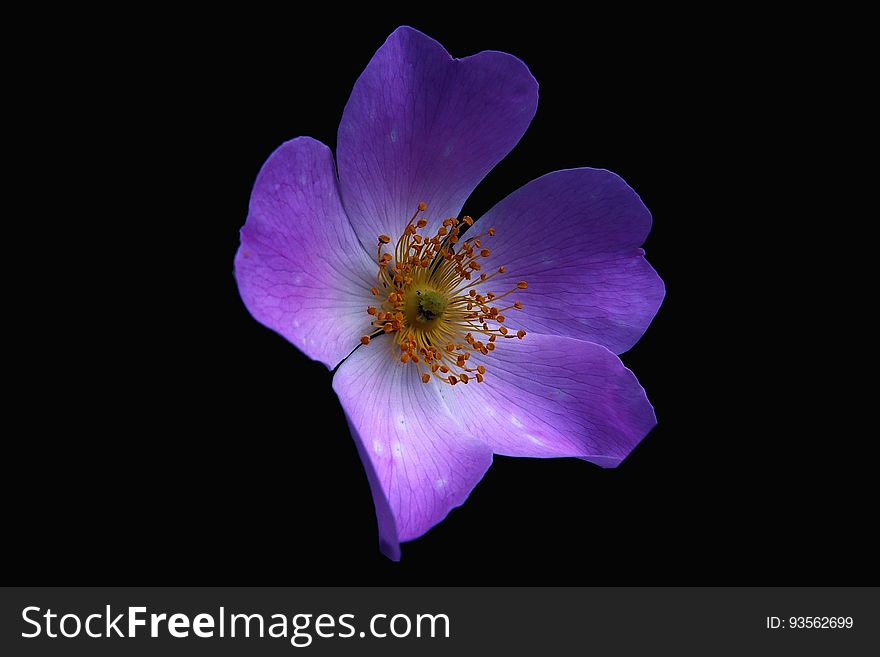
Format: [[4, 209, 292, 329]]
[[9, 11, 872, 584]]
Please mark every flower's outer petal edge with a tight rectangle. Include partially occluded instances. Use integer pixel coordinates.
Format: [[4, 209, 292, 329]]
[[479, 167, 665, 354], [337, 25, 539, 250], [342, 410, 402, 561], [465, 333, 657, 465], [332, 339, 494, 556], [235, 137, 375, 369]]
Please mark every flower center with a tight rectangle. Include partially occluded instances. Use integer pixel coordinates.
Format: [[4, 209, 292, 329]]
[[360, 202, 527, 386], [407, 288, 448, 325]]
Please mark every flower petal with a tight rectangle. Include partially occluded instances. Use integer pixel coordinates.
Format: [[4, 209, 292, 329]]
[[479, 168, 664, 354], [337, 26, 538, 250], [332, 339, 493, 556], [235, 137, 375, 369], [470, 333, 656, 465]]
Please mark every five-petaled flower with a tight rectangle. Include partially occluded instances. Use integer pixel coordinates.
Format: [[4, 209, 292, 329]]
[[235, 27, 664, 560]]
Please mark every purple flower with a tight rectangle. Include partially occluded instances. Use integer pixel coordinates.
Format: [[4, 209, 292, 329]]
[[235, 27, 664, 560]]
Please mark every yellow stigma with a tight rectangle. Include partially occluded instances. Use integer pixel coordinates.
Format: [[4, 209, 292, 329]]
[[359, 203, 527, 385]]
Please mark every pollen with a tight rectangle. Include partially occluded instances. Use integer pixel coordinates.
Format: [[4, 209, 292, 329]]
[[359, 202, 527, 386]]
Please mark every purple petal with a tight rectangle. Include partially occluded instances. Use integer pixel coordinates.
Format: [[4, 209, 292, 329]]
[[235, 137, 375, 369], [472, 334, 656, 465], [337, 26, 538, 249], [479, 168, 664, 354], [332, 339, 493, 556]]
